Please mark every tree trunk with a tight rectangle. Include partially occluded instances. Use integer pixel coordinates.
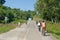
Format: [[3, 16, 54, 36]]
[[51, 18, 54, 23]]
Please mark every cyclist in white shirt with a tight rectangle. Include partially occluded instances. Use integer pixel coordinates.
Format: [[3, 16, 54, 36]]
[[37, 21, 41, 31]]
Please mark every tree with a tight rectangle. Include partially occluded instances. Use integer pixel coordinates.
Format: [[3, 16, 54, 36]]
[[35, 0, 60, 22], [0, 3, 36, 23], [0, 0, 5, 5]]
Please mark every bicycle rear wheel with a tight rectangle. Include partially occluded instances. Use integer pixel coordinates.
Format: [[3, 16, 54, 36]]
[[42, 28, 45, 36]]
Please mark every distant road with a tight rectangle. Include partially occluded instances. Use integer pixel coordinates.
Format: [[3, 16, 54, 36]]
[[0, 20, 57, 40]]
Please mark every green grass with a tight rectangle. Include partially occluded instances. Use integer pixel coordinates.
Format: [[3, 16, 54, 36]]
[[12, 19, 26, 24], [46, 21, 60, 40], [0, 24, 16, 34], [0, 19, 26, 34]]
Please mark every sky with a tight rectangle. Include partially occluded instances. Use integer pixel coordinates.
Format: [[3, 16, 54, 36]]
[[4, 0, 36, 10]]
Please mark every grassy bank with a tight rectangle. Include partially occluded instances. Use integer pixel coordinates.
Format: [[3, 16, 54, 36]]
[[0, 24, 16, 34], [0, 19, 26, 34], [46, 21, 60, 40]]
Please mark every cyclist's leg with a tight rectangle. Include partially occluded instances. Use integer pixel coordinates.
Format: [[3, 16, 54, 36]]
[[41, 27, 43, 35], [43, 28, 45, 36], [42, 28, 45, 36], [39, 26, 40, 31]]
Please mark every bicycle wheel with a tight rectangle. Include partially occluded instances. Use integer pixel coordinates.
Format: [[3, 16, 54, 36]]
[[42, 28, 45, 36]]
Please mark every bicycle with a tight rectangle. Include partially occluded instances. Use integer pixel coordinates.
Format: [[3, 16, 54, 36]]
[[42, 28, 45, 36]]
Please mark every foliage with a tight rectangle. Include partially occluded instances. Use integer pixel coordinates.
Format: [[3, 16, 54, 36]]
[[0, 0, 36, 24], [35, 0, 60, 22], [0, 6, 36, 23], [0, 0, 5, 5]]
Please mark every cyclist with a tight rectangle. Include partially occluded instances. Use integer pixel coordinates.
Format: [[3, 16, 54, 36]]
[[37, 21, 41, 31], [41, 20, 46, 36]]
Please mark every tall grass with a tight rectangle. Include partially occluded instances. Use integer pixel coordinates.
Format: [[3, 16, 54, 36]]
[[46, 21, 60, 40], [0, 24, 16, 34]]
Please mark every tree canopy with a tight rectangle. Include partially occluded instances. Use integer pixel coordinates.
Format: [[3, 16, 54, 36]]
[[0, 0, 5, 5], [35, 0, 60, 22], [0, 6, 36, 23], [0, 0, 36, 23]]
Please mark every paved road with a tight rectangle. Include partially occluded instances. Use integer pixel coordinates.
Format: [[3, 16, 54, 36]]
[[0, 20, 57, 40]]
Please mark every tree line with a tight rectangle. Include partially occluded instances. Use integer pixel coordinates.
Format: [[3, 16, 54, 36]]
[[0, 0, 36, 23], [35, 0, 60, 22]]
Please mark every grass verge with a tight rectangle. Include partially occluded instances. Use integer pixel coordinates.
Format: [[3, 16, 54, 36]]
[[0, 19, 26, 34], [0, 24, 16, 34], [46, 21, 60, 40], [12, 19, 26, 24]]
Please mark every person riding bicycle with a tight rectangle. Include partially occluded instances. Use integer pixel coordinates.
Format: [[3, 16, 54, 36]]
[[37, 21, 41, 31], [41, 20, 46, 36]]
